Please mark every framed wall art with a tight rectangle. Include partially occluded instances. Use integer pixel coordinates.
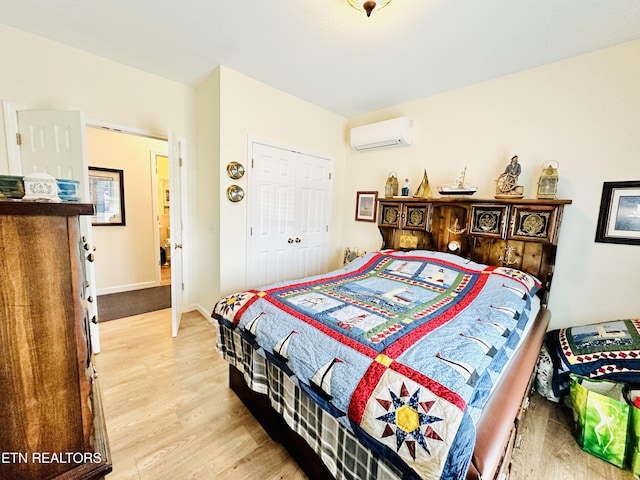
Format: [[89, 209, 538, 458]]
[[595, 180, 640, 245], [355, 191, 378, 222], [162, 180, 170, 207], [89, 167, 126, 226]]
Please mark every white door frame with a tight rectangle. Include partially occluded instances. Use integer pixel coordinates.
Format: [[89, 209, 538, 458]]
[[168, 130, 187, 337], [2, 100, 31, 174]]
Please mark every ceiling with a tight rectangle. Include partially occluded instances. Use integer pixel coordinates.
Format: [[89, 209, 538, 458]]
[[1, 0, 639, 117]]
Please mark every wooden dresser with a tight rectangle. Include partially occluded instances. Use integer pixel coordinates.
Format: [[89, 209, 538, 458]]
[[0, 202, 111, 480], [377, 196, 572, 306]]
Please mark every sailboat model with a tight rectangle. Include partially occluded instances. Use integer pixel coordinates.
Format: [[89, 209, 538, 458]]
[[310, 358, 342, 400], [273, 331, 297, 362], [437, 167, 477, 195], [413, 169, 432, 198]]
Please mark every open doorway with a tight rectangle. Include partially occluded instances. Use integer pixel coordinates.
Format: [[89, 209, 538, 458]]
[[86, 127, 171, 321], [2, 101, 185, 333]]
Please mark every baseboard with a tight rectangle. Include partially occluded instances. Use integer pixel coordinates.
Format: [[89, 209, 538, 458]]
[[96, 281, 158, 296], [195, 303, 213, 321]]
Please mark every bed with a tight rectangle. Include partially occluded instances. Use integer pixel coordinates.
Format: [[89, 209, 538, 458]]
[[212, 198, 569, 480]]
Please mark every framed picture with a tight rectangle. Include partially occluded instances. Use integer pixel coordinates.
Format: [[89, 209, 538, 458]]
[[355, 191, 378, 222], [595, 181, 640, 245], [89, 167, 126, 226], [470, 205, 508, 238], [162, 180, 170, 206]]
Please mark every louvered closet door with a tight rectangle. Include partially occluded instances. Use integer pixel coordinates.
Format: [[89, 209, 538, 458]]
[[248, 142, 332, 288]]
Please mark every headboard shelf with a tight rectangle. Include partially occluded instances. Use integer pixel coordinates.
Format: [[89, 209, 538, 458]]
[[377, 197, 572, 305]]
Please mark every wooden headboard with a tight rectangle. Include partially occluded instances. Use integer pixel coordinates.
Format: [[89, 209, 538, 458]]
[[376, 197, 572, 306]]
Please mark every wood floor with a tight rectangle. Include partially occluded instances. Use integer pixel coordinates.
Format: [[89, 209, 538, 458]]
[[95, 310, 636, 480], [160, 265, 171, 286]]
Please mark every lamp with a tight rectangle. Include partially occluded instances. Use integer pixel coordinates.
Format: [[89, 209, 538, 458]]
[[348, 0, 393, 17]]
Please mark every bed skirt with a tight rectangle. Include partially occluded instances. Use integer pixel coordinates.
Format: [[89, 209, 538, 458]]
[[224, 307, 550, 480]]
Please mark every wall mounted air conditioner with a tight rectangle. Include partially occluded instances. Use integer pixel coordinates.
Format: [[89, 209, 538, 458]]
[[350, 117, 413, 151]]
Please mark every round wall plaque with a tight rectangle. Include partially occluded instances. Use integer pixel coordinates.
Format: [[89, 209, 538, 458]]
[[227, 184, 245, 202], [226, 162, 245, 179]]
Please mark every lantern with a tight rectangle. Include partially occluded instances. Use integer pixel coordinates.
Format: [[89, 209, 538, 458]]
[[537, 161, 559, 199], [385, 171, 398, 198]]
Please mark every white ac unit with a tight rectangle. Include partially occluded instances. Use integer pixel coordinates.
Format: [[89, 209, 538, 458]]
[[350, 117, 413, 151]]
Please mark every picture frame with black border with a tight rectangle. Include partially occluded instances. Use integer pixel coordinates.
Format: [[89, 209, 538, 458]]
[[595, 180, 640, 245], [89, 166, 126, 226]]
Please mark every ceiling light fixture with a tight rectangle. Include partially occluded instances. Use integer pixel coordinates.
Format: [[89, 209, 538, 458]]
[[348, 0, 393, 17]]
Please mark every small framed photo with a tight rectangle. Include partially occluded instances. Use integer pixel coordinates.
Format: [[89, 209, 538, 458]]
[[595, 181, 640, 245], [89, 167, 126, 226], [355, 191, 378, 222], [162, 180, 170, 206]]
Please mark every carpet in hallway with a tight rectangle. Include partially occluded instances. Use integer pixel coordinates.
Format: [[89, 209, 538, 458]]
[[97, 286, 171, 321]]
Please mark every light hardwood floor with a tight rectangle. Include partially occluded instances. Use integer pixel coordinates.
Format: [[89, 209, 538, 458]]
[[95, 310, 636, 480], [160, 265, 171, 286]]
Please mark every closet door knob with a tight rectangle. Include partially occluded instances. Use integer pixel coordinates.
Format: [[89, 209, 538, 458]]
[[295, 238, 301, 243], [87, 253, 95, 262], [288, 238, 294, 244]]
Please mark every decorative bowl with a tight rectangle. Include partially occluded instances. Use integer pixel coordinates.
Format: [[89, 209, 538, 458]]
[[57, 179, 81, 202], [0, 175, 25, 199]]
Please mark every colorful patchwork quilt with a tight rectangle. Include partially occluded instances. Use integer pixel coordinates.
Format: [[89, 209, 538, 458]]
[[547, 319, 640, 397], [212, 250, 541, 480]]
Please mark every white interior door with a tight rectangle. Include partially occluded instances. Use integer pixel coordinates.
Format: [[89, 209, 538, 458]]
[[14, 109, 102, 352], [248, 141, 332, 288], [168, 130, 184, 337], [249, 143, 297, 287], [294, 154, 332, 279]]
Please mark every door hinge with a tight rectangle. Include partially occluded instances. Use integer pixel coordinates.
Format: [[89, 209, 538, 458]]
[[179, 157, 183, 167], [329, 172, 332, 180], [16, 133, 21, 145], [252, 158, 254, 168], [182, 282, 185, 291]]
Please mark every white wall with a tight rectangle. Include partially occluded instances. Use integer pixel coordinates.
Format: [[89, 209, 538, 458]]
[[2, 21, 638, 330], [0, 23, 197, 305], [194, 66, 347, 314], [194, 69, 221, 314], [86, 127, 168, 294], [342, 40, 640, 330]]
